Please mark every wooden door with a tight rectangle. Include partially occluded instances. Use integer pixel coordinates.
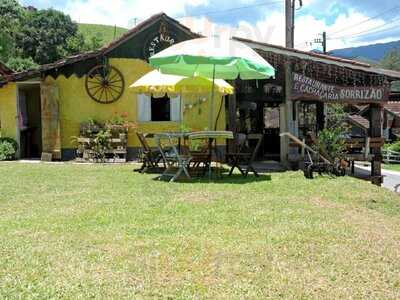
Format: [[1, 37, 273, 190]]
[[40, 82, 61, 160]]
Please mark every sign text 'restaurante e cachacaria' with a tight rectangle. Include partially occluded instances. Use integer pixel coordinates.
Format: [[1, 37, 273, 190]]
[[292, 73, 389, 103]]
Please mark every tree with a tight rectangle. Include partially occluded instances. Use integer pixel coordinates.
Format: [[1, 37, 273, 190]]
[[16, 8, 79, 65], [0, 0, 25, 32], [380, 49, 400, 72], [5, 57, 37, 72], [0, 0, 103, 71], [0, 0, 25, 62], [66, 33, 103, 54]]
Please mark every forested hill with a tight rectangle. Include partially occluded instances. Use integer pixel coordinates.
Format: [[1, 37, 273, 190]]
[[78, 24, 128, 46], [330, 40, 400, 62]]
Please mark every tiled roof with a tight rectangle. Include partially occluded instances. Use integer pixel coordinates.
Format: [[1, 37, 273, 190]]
[[233, 37, 400, 80], [347, 114, 370, 130], [384, 102, 400, 117]]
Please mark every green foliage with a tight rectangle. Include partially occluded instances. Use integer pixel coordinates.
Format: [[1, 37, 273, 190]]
[[5, 56, 37, 72], [0, 142, 15, 160], [0, 0, 25, 63], [325, 104, 349, 129], [316, 104, 348, 160], [0, 1, 105, 71], [0, 31, 15, 62], [0, 0, 25, 34], [380, 49, 400, 72], [94, 129, 112, 160], [316, 127, 346, 160], [66, 33, 103, 54], [385, 141, 400, 153], [0, 137, 18, 160], [16, 8, 78, 64], [78, 23, 128, 46]]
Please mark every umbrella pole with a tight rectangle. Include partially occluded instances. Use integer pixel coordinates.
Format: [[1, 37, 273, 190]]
[[209, 64, 216, 130], [180, 93, 183, 132], [208, 64, 216, 179]]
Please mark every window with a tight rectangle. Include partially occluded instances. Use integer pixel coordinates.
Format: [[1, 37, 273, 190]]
[[151, 95, 170, 121], [137, 94, 181, 122]]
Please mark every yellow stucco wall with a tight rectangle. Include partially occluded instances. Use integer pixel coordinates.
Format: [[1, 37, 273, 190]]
[[46, 58, 226, 149], [0, 83, 17, 139], [0, 58, 226, 155]]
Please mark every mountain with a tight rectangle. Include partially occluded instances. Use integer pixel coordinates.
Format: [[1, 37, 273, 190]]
[[78, 23, 128, 46], [330, 40, 400, 62]]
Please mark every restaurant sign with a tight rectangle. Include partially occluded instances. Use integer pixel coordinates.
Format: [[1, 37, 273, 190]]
[[144, 21, 177, 59], [292, 73, 389, 103]]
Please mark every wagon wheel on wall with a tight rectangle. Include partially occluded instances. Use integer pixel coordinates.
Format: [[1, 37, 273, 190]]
[[85, 65, 125, 104]]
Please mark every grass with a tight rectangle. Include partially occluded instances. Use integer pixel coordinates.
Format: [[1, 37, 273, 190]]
[[78, 23, 128, 46], [383, 163, 400, 172], [0, 162, 400, 299]]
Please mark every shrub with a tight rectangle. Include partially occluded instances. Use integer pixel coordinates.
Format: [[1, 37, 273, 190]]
[[388, 141, 400, 153], [0, 137, 18, 160]]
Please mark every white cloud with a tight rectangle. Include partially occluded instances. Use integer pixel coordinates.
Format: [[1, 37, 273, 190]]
[[63, 0, 399, 51], [181, 8, 398, 52], [64, 0, 209, 27]]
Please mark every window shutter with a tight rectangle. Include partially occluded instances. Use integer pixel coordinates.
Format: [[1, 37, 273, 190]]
[[137, 94, 151, 122], [170, 96, 181, 122]]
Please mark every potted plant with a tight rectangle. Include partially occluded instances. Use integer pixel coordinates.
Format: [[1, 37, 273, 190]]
[[105, 112, 137, 139]]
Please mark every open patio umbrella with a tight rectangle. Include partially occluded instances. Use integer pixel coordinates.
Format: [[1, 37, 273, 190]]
[[130, 70, 234, 97], [149, 37, 275, 129], [130, 69, 234, 126]]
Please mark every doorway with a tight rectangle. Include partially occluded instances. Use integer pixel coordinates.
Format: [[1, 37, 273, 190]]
[[17, 84, 42, 158], [235, 100, 281, 161], [263, 104, 281, 160]]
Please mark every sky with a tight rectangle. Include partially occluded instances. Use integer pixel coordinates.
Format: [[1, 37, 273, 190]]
[[20, 0, 400, 51]]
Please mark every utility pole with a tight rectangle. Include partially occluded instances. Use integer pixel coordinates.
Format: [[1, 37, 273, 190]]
[[285, 0, 294, 48], [286, 0, 302, 48], [314, 31, 327, 54], [282, 0, 302, 166]]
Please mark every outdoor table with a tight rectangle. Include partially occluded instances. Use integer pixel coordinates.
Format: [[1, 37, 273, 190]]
[[154, 131, 234, 180]]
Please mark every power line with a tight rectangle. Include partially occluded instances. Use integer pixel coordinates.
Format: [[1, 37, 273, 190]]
[[329, 15, 400, 40], [174, 0, 282, 19], [327, 5, 400, 36]]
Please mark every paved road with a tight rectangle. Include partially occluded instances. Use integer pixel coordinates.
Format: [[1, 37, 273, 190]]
[[355, 164, 400, 192]]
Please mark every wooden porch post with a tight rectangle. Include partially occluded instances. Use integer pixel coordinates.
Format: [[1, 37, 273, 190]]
[[280, 60, 296, 166], [369, 103, 383, 186]]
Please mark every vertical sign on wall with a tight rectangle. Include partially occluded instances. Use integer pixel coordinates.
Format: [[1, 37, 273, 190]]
[[41, 82, 61, 160]]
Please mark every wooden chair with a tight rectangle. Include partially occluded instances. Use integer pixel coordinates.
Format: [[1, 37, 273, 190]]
[[135, 132, 165, 173], [188, 140, 211, 176], [156, 133, 192, 182], [227, 133, 263, 177]]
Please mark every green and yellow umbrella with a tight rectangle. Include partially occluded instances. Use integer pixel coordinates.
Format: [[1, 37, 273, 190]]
[[130, 69, 234, 127], [149, 37, 275, 129]]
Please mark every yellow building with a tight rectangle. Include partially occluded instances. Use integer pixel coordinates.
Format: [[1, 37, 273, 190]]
[[0, 13, 226, 160], [2, 12, 400, 167]]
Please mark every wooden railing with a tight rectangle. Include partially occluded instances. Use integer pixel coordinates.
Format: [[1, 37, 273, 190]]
[[287, 135, 385, 162], [383, 149, 400, 164]]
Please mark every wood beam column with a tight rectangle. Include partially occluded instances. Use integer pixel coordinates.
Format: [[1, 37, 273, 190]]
[[369, 103, 383, 186]]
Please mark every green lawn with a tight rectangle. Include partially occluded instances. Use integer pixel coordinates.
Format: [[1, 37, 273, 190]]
[[78, 23, 128, 46], [1, 162, 400, 299], [383, 163, 400, 172]]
